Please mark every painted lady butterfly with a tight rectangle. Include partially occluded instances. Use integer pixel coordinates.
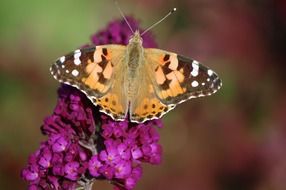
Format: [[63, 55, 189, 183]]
[[50, 10, 222, 123]]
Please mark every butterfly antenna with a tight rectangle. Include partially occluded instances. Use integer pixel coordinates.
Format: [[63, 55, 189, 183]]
[[114, 0, 134, 33], [141, 8, 177, 36]]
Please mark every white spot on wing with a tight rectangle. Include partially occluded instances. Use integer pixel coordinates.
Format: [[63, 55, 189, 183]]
[[191, 61, 199, 77], [208, 69, 214, 76], [74, 49, 81, 54], [60, 56, 65, 63], [74, 59, 81, 65], [72, 69, 79, 76], [191, 80, 199, 87], [74, 50, 82, 65]]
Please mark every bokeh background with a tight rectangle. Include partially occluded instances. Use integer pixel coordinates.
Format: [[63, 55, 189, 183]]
[[1, 0, 286, 189]]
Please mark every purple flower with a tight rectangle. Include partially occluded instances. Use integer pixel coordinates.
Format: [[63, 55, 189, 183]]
[[99, 147, 120, 164], [114, 160, 132, 178], [89, 155, 103, 177], [91, 16, 157, 47], [92, 115, 162, 188], [118, 143, 131, 160], [38, 147, 52, 168], [22, 16, 163, 190], [51, 135, 69, 153], [131, 146, 143, 160], [21, 140, 79, 189], [21, 165, 39, 181], [99, 165, 115, 180], [64, 162, 80, 180], [125, 166, 143, 190]]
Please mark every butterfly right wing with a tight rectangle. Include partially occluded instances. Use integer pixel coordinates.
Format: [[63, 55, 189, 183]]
[[50, 45, 128, 121], [144, 48, 222, 105], [129, 48, 222, 123]]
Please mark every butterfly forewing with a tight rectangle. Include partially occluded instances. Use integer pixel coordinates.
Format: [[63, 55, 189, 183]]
[[173, 55, 222, 103], [50, 47, 97, 94], [144, 48, 222, 106], [50, 45, 129, 121]]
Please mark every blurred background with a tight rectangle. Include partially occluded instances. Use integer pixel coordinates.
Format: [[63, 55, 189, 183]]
[[1, 0, 286, 189]]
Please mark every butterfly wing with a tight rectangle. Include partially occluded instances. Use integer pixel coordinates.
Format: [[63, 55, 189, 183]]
[[132, 48, 222, 120], [128, 70, 175, 123], [50, 45, 128, 121]]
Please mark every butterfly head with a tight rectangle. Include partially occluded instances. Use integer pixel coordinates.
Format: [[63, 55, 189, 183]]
[[129, 30, 143, 45]]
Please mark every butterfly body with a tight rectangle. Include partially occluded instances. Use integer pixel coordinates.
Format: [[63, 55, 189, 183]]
[[125, 31, 144, 99], [50, 30, 222, 123]]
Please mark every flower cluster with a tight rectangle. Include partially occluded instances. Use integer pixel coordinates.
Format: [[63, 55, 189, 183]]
[[21, 86, 97, 190], [21, 17, 163, 190], [89, 115, 162, 189]]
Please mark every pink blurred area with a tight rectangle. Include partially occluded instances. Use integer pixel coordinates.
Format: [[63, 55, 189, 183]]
[[1, 0, 286, 189]]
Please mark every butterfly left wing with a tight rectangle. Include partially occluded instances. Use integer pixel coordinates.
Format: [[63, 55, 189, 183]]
[[144, 48, 222, 109], [50, 45, 129, 121]]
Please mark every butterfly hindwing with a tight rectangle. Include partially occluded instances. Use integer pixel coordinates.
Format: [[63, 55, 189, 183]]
[[50, 45, 128, 121], [129, 72, 175, 123], [144, 48, 222, 106]]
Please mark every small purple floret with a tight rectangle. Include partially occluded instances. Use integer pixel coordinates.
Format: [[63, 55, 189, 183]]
[[64, 162, 80, 180], [89, 155, 103, 177]]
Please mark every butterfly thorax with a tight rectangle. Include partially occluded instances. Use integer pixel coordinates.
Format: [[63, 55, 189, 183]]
[[126, 31, 143, 69], [125, 31, 144, 99]]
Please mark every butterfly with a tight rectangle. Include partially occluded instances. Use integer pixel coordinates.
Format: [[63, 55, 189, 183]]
[[50, 30, 222, 123]]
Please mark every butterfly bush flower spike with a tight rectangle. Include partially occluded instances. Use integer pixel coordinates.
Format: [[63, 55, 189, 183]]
[[21, 17, 163, 190]]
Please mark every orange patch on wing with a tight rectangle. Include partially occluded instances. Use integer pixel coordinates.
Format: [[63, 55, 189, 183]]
[[103, 62, 113, 79], [166, 89, 174, 97], [169, 81, 184, 96], [159, 55, 166, 65], [97, 93, 124, 114], [173, 70, 185, 83], [166, 72, 177, 81], [168, 54, 178, 70], [93, 48, 103, 63], [134, 98, 148, 115], [83, 71, 99, 87], [97, 82, 105, 92], [155, 67, 166, 85], [157, 90, 165, 100], [83, 68, 107, 93], [133, 98, 166, 118], [86, 60, 97, 74]]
